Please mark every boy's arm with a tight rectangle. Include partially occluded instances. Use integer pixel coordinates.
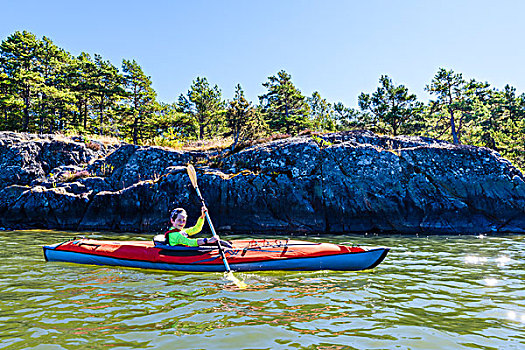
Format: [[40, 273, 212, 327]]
[[185, 216, 205, 236]]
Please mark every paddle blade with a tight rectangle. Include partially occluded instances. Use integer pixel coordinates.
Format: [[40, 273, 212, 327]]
[[226, 271, 247, 289], [187, 164, 198, 188]]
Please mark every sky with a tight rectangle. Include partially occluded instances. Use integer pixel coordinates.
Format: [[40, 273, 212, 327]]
[[2, 0, 525, 108]]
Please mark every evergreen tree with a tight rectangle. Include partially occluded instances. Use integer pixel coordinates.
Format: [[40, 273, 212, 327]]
[[359, 75, 423, 136], [0, 66, 22, 130], [456, 80, 493, 148], [225, 84, 267, 149], [482, 85, 525, 168], [0, 31, 44, 131], [66, 53, 99, 132], [259, 70, 310, 134], [35, 36, 76, 133], [91, 54, 125, 135], [332, 102, 361, 130], [177, 77, 224, 140], [425, 68, 470, 144], [122, 59, 157, 144], [142, 102, 195, 146], [307, 91, 336, 131]]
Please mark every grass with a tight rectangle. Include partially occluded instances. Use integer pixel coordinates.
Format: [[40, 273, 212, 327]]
[[233, 133, 291, 152], [180, 137, 234, 151], [53, 132, 121, 147], [59, 170, 91, 182], [89, 134, 121, 146], [50, 131, 298, 154], [143, 136, 234, 151]]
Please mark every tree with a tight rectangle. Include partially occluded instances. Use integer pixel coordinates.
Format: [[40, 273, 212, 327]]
[[0, 31, 44, 131], [259, 70, 310, 134], [456, 80, 494, 148], [425, 68, 470, 144], [0, 67, 23, 130], [495, 85, 525, 127], [65, 53, 99, 132], [35, 36, 77, 133], [177, 77, 224, 140], [90, 54, 125, 135], [142, 102, 196, 146], [122, 59, 157, 144], [307, 91, 336, 131], [225, 84, 266, 149], [332, 102, 361, 130], [478, 85, 525, 165], [359, 75, 423, 136]]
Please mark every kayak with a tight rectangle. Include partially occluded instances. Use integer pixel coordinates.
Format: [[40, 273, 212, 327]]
[[43, 238, 389, 272]]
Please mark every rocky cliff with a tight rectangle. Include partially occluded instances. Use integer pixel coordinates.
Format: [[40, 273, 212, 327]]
[[1, 130, 524, 234]]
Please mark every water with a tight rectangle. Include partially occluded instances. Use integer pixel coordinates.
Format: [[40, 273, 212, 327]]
[[0, 231, 524, 350]]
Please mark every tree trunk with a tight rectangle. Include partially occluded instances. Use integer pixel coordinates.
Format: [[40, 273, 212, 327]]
[[99, 96, 104, 135], [2, 108, 7, 129], [230, 130, 240, 152], [392, 120, 398, 137], [39, 112, 44, 134], [199, 123, 204, 140], [72, 104, 78, 127], [58, 110, 63, 131], [23, 90, 30, 131], [132, 114, 138, 144], [449, 107, 459, 144], [83, 102, 88, 131], [285, 102, 290, 133]]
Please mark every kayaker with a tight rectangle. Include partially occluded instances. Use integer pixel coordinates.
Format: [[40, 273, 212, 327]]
[[165, 206, 218, 246]]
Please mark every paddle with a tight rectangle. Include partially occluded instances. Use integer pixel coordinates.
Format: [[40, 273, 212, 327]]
[[186, 164, 247, 289]]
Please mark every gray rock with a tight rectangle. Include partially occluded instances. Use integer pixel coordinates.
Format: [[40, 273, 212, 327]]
[[1, 130, 524, 234], [0, 132, 109, 188]]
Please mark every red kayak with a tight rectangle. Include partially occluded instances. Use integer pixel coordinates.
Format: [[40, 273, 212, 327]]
[[43, 238, 389, 272]]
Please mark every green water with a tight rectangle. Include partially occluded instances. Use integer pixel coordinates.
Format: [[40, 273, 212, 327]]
[[0, 231, 523, 350]]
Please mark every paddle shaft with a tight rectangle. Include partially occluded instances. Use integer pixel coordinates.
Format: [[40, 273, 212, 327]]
[[193, 185, 232, 273]]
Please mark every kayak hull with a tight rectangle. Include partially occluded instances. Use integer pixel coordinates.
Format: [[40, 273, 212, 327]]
[[43, 239, 389, 272]]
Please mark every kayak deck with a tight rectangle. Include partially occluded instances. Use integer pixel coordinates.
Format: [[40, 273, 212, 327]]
[[43, 238, 389, 272]]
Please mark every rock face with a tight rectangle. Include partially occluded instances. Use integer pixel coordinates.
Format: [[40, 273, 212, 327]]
[[1, 130, 524, 234]]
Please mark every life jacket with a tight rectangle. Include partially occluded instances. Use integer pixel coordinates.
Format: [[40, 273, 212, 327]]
[[164, 228, 179, 245]]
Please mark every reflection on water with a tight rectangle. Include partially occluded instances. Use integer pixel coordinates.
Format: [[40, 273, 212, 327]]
[[0, 231, 524, 349]]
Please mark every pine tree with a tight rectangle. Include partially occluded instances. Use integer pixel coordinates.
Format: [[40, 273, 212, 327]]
[[0, 65, 22, 130], [332, 102, 360, 131], [225, 84, 267, 149], [359, 75, 423, 136], [65, 53, 99, 133], [35, 36, 76, 133], [307, 91, 336, 131], [425, 68, 470, 144], [122, 59, 157, 144], [91, 54, 125, 136], [0, 31, 44, 131], [259, 70, 310, 134], [177, 77, 224, 140]]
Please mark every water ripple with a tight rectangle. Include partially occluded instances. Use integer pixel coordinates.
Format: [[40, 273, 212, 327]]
[[0, 231, 523, 349]]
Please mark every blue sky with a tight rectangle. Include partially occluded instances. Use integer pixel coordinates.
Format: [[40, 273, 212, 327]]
[[2, 0, 524, 107]]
